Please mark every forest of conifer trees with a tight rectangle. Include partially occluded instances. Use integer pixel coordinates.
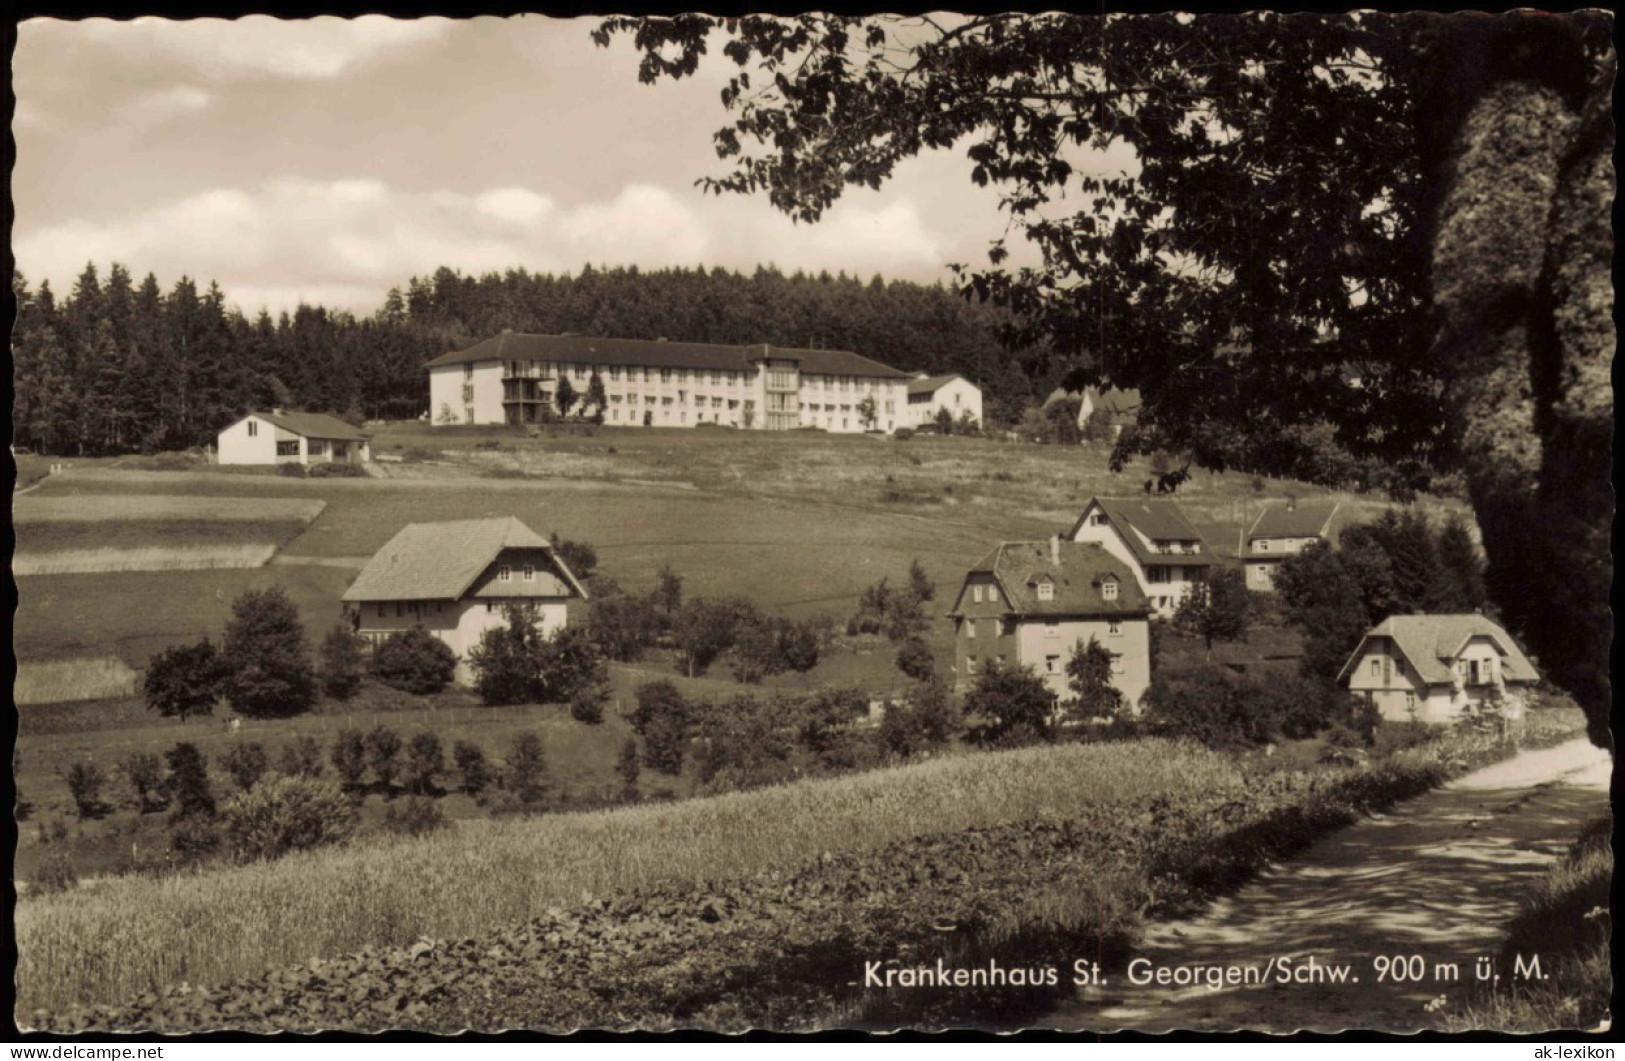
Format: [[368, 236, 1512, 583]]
[[11, 263, 1050, 456]]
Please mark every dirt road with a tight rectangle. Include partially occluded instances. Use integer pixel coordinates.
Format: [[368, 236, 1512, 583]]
[[1042, 737, 1612, 1033]]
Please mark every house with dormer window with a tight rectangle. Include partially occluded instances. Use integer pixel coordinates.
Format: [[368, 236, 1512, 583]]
[[1338, 613, 1539, 724], [341, 516, 588, 685], [1067, 497, 1213, 617], [1243, 500, 1341, 591], [948, 536, 1152, 708]]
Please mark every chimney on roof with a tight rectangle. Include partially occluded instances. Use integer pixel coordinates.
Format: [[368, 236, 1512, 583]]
[[271, 407, 284, 416], [1050, 534, 1061, 566]]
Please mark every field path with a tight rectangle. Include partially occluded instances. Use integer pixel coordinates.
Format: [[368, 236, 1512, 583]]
[[1041, 737, 1612, 1033]]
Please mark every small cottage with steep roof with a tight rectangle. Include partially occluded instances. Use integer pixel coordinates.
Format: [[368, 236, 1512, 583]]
[[1338, 613, 1539, 724], [1243, 500, 1341, 591], [341, 517, 588, 684], [948, 537, 1152, 709]]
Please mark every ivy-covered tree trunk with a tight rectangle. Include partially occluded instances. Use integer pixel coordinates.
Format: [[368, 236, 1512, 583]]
[[1424, 18, 1613, 748]]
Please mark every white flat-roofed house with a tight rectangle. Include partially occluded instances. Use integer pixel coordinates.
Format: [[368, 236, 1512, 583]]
[[1243, 500, 1341, 591], [1067, 497, 1213, 618], [217, 410, 371, 466], [341, 517, 589, 686], [905, 373, 983, 429], [425, 332, 912, 434], [1339, 613, 1539, 724], [948, 536, 1153, 711]]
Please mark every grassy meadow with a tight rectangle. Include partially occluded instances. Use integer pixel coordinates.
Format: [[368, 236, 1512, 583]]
[[14, 658, 141, 707], [15, 738, 1244, 1015]]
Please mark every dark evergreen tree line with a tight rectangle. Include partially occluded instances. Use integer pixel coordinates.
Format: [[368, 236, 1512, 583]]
[[12, 262, 1050, 455]]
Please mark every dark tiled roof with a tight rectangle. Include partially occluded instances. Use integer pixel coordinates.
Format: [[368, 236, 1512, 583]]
[[244, 411, 369, 441], [1247, 501, 1340, 541], [907, 373, 966, 396], [952, 540, 1150, 619], [1337, 614, 1539, 685], [425, 333, 909, 380], [342, 517, 587, 603]]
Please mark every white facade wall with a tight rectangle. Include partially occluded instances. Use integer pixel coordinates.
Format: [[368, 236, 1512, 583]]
[[1069, 503, 1203, 618], [355, 597, 569, 685], [1345, 634, 1530, 724], [906, 377, 984, 428], [217, 416, 367, 465], [432, 357, 910, 433], [1015, 618, 1151, 710]]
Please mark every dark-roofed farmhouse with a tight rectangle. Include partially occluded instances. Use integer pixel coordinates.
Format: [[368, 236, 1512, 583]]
[[1243, 500, 1341, 592], [216, 410, 371, 466], [426, 332, 912, 433], [949, 536, 1152, 709], [342, 517, 589, 685]]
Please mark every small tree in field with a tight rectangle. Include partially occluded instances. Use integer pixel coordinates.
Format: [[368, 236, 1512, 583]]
[[371, 626, 457, 694], [549, 532, 599, 582], [222, 586, 316, 718], [506, 732, 548, 807], [404, 732, 444, 795], [631, 680, 693, 775], [1064, 638, 1123, 723], [1174, 568, 1251, 657], [277, 736, 324, 779], [453, 740, 493, 796], [534, 626, 607, 703], [319, 624, 364, 701], [221, 742, 269, 792], [144, 639, 227, 723], [164, 742, 215, 820], [963, 659, 1056, 748], [907, 559, 935, 604], [364, 726, 403, 793], [895, 637, 935, 681], [616, 737, 641, 802], [65, 761, 107, 819], [330, 729, 367, 788], [119, 752, 165, 813], [654, 565, 684, 617]]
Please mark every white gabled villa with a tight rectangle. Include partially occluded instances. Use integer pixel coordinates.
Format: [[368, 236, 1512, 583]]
[[1067, 497, 1213, 618], [425, 332, 912, 434], [341, 517, 588, 685]]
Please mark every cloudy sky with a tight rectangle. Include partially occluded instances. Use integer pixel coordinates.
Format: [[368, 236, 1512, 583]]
[[14, 15, 1099, 317]]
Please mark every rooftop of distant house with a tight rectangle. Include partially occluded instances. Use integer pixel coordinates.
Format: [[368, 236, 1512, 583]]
[[425, 332, 909, 380]]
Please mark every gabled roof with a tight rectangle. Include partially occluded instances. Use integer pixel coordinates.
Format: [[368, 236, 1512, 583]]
[[424, 332, 908, 380], [1044, 386, 1142, 414], [1069, 497, 1214, 568], [341, 517, 587, 603], [237, 411, 369, 441], [1336, 613, 1540, 685], [1247, 501, 1340, 541], [953, 540, 1151, 619], [907, 373, 968, 396]]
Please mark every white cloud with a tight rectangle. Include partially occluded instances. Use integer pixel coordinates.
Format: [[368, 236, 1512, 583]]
[[115, 84, 213, 123], [476, 187, 555, 227], [558, 184, 712, 263], [68, 16, 451, 81]]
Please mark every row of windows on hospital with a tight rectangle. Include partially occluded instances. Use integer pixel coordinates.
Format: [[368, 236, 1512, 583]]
[[963, 653, 1125, 676], [963, 617, 1124, 638], [488, 360, 891, 392]]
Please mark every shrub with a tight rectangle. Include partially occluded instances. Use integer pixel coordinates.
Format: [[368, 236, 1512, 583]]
[[468, 606, 540, 705], [893, 427, 915, 441], [222, 586, 317, 718], [780, 619, 821, 673], [570, 683, 607, 725], [169, 816, 221, 862], [143, 639, 227, 722], [276, 462, 306, 478], [371, 626, 457, 695], [1142, 668, 1284, 749], [330, 729, 368, 787], [364, 726, 403, 791], [381, 797, 448, 837], [306, 462, 366, 478], [277, 736, 325, 779], [963, 660, 1056, 747], [895, 638, 936, 681], [549, 533, 598, 582], [505, 732, 548, 807], [31, 851, 80, 896], [118, 752, 165, 813], [163, 743, 215, 819], [1064, 637, 1123, 723], [535, 626, 607, 703], [404, 732, 444, 795], [630, 681, 693, 775], [692, 693, 797, 791], [221, 742, 270, 792], [63, 761, 106, 819], [878, 679, 961, 758], [588, 587, 658, 662], [452, 740, 493, 796], [673, 597, 754, 677], [319, 624, 364, 701], [221, 775, 356, 862]]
